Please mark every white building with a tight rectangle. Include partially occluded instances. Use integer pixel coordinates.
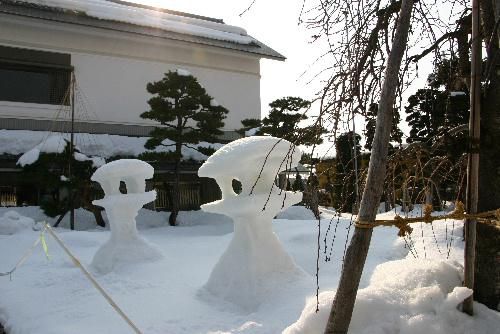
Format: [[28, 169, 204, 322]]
[[0, 0, 285, 140]]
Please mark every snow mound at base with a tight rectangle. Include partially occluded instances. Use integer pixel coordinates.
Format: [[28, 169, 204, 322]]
[[284, 259, 500, 334], [0, 211, 34, 235], [275, 206, 317, 220], [91, 236, 163, 274]]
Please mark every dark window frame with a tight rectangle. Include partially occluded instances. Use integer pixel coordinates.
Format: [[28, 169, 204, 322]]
[[0, 45, 73, 106]]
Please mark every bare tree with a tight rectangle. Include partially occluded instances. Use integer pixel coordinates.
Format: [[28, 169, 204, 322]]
[[301, 0, 500, 327], [321, 1, 415, 332]]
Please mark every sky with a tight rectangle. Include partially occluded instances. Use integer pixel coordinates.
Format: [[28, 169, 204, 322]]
[[133, 0, 435, 157]]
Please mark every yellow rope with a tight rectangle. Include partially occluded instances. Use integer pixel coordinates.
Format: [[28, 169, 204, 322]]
[[0, 225, 48, 279], [44, 224, 143, 334], [355, 202, 500, 237]]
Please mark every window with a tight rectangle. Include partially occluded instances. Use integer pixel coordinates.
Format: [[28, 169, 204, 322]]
[[0, 45, 72, 105]]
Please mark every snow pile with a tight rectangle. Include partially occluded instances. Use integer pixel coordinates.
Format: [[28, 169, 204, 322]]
[[0, 211, 34, 235], [275, 205, 317, 220], [1, 130, 221, 162], [284, 259, 500, 334], [199, 136, 305, 310], [176, 68, 192, 77], [73, 152, 105, 168], [23, 0, 253, 44], [244, 127, 260, 136], [90, 159, 162, 273]]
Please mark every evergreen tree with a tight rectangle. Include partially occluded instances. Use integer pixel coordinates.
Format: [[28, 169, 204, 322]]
[[405, 59, 469, 147], [405, 88, 448, 143], [333, 131, 361, 212], [238, 96, 326, 146], [364, 102, 403, 150], [19, 140, 105, 228], [140, 70, 228, 226], [292, 172, 305, 192]]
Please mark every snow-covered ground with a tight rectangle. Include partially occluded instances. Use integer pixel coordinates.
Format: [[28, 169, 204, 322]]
[[0, 205, 498, 333]]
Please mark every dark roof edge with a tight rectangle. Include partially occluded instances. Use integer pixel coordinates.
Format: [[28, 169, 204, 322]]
[[105, 0, 224, 24]]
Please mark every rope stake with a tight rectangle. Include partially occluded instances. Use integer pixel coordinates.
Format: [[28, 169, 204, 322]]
[[0, 225, 48, 280], [1, 223, 143, 334], [44, 224, 143, 334]]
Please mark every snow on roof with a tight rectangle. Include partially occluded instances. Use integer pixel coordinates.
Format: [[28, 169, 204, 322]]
[[16, 0, 253, 44]]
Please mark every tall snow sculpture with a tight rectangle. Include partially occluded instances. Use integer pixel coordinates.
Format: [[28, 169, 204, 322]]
[[90, 159, 162, 273], [199, 136, 304, 310]]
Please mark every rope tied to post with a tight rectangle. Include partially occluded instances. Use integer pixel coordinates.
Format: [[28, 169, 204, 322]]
[[354, 201, 500, 236]]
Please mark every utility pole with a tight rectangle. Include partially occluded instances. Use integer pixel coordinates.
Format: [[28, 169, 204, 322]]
[[462, 0, 481, 316]]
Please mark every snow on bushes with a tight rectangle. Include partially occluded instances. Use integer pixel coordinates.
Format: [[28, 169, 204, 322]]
[[284, 259, 500, 334]]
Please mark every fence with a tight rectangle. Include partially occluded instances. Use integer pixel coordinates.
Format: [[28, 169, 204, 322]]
[[0, 187, 17, 207], [150, 182, 201, 211]]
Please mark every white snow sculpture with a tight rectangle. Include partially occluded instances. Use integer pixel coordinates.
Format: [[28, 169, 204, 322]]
[[90, 159, 162, 273], [199, 136, 305, 310]]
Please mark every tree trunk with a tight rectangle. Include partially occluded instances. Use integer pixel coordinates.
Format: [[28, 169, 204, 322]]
[[82, 184, 106, 227], [475, 0, 500, 310], [324, 1, 414, 332], [169, 144, 182, 226], [90, 205, 106, 227]]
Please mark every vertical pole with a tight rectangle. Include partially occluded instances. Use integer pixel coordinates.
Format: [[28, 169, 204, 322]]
[[352, 113, 360, 214], [344, 10, 360, 215], [69, 72, 75, 231], [463, 0, 481, 316]]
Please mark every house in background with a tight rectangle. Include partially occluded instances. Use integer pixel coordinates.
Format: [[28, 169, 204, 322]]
[[0, 0, 285, 209]]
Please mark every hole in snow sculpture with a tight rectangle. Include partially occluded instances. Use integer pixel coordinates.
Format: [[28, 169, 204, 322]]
[[90, 159, 162, 273], [198, 136, 305, 310]]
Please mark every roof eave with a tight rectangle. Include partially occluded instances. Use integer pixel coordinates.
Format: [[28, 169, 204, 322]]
[[0, 1, 286, 61]]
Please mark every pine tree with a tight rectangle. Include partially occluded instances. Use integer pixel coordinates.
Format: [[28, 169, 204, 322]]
[[334, 131, 361, 212], [364, 102, 403, 150], [19, 140, 105, 228], [140, 70, 228, 226], [238, 96, 326, 146], [405, 88, 448, 143], [292, 172, 305, 192], [405, 59, 469, 147]]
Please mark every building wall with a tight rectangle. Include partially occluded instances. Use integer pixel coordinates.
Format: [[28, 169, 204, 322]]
[[0, 13, 261, 132]]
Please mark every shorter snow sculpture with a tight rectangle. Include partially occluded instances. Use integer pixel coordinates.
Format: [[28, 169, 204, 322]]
[[199, 136, 304, 310], [90, 159, 162, 273]]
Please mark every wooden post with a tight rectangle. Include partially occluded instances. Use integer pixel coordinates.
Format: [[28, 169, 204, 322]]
[[69, 72, 75, 231], [462, 0, 481, 316]]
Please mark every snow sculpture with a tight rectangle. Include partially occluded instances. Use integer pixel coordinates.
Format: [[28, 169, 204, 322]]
[[199, 136, 304, 310], [90, 159, 162, 273]]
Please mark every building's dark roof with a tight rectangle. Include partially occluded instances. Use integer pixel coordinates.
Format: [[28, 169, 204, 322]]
[[0, 0, 285, 60]]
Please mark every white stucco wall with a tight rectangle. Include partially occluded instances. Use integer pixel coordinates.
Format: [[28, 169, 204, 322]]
[[0, 13, 262, 131]]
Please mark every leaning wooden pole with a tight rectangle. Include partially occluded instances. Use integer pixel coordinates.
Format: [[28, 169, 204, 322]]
[[324, 0, 414, 333], [462, 0, 481, 316]]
